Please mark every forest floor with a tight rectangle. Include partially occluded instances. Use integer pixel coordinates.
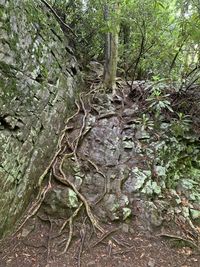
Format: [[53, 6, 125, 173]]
[[0, 77, 200, 267], [0, 216, 200, 267]]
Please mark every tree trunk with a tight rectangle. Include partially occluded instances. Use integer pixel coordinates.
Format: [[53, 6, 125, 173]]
[[0, 0, 80, 238], [121, 22, 131, 73], [103, 3, 120, 91]]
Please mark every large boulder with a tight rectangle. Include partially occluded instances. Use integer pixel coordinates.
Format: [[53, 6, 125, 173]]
[[0, 0, 80, 237]]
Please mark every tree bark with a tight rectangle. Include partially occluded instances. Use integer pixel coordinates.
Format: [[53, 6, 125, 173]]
[[103, 2, 120, 91]]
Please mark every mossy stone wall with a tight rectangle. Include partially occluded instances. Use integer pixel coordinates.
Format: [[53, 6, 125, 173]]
[[0, 0, 79, 237]]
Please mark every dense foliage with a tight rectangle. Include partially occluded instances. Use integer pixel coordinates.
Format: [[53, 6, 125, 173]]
[[51, 0, 200, 89]]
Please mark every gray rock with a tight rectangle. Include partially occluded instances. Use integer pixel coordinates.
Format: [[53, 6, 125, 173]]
[[21, 224, 35, 237], [104, 194, 120, 220], [150, 214, 163, 227], [0, 0, 80, 237], [190, 209, 200, 220], [121, 223, 129, 233], [124, 167, 150, 193], [145, 201, 163, 227], [135, 128, 150, 139], [123, 107, 137, 117], [42, 187, 79, 217]]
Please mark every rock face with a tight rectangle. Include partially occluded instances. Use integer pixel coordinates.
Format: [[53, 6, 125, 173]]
[[0, 0, 80, 237]]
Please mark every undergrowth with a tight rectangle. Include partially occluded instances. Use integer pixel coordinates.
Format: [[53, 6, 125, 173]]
[[136, 80, 200, 224]]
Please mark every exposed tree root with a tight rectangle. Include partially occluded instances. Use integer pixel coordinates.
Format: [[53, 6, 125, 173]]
[[13, 98, 82, 236], [98, 112, 116, 120], [57, 204, 83, 255], [15, 90, 109, 253], [38, 101, 81, 186], [53, 157, 104, 234], [50, 91, 106, 236], [112, 245, 135, 256], [77, 226, 86, 267], [58, 217, 73, 255], [91, 228, 118, 248], [60, 203, 83, 233], [159, 233, 200, 250], [72, 94, 89, 159]]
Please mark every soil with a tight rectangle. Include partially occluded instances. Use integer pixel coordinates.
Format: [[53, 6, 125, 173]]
[[0, 216, 200, 267], [0, 81, 200, 267]]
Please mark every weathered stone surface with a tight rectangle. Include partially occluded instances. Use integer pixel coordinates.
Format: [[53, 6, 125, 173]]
[[0, 1, 80, 237], [42, 187, 79, 218], [190, 209, 200, 220]]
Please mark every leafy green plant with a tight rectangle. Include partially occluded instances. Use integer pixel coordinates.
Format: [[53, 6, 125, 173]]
[[146, 87, 173, 114], [155, 133, 200, 189], [171, 112, 191, 136], [135, 114, 154, 131]]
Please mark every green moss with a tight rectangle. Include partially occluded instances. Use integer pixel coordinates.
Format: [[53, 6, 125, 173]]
[[0, 61, 15, 75], [68, 189, 79, 208], [0, 0, 80, 239]]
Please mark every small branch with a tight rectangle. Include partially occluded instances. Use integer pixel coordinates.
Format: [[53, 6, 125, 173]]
[[169, 38, 187, 73], [185, 64, 200, 79], [185, 75, 200, 91], [125, 19, 146, 87], [159, 233, 199, 250], [112, 245, 135, 255], [40, 0, 77, 37], [91, 228, 118, 248], [77, 228, 86, 267]]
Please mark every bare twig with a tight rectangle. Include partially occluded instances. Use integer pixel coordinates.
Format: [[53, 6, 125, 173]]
[[91, 228, 118, 248], [40, 0, 77, 37], [77, 228, 86, 267], [112, 245, 135, 255], [159, 233, 199, 250], [169, 38, 187, 73]]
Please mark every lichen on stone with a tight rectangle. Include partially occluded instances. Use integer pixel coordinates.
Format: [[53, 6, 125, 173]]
[[0, 0, 80, 237]]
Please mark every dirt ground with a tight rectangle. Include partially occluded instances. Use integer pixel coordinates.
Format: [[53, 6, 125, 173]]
[[0, 213, 200, 267]]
